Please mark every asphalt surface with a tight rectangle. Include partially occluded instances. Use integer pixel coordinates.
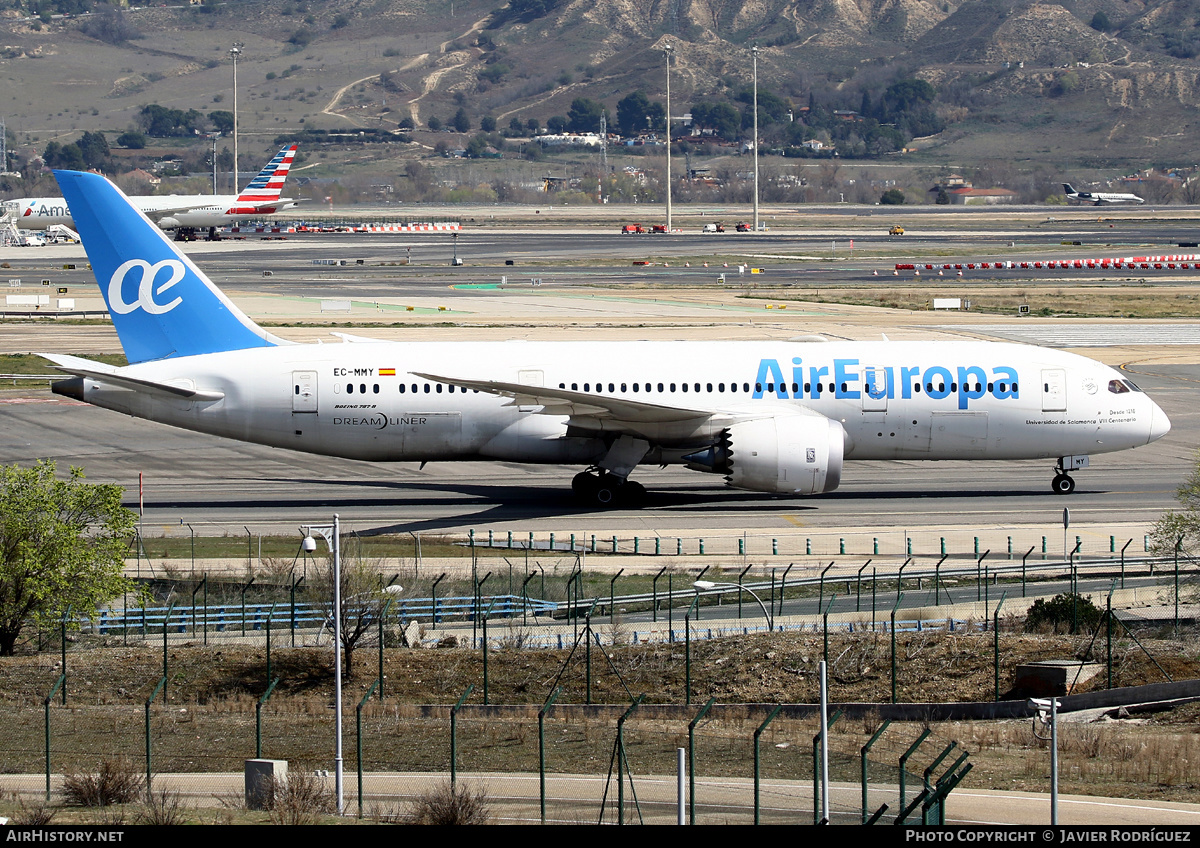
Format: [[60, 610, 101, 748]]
[[0, 217, 1196, 542]]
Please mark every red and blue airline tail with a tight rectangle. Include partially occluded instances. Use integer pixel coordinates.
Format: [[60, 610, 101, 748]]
[[230, 143, 298, 213]]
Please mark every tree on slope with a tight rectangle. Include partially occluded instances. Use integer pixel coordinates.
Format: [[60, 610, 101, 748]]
[[0, 462, 136, 655]]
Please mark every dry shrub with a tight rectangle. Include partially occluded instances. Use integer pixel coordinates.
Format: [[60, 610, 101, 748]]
[[11, 798, 55, 825], [404, 781, 492, 825], [268, 770, 335, 825], [134, 788, 188, 825], [62, 758, 144, 807]]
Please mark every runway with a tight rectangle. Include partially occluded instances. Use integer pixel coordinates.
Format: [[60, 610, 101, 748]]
[[0, 216, 1196, 544]]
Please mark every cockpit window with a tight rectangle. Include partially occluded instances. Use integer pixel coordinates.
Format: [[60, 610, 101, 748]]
[[1125, 380, 1143, 393], [1108, 380, 1130, 394]]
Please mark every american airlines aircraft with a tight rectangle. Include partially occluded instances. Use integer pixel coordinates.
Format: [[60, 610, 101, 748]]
[[4, 144, 298, 241], [1062, 183, 1145, 205], [44, 170, 1170, 506]]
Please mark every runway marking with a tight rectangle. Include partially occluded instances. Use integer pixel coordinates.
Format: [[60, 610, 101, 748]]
[[783, 515, 806, 527]]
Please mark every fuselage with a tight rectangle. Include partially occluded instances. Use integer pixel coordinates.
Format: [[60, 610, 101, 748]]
[[6, 195, 296, 230], [59, 339, 1169, 470]]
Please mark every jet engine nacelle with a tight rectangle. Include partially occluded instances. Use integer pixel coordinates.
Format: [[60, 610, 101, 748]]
[[725, 414, 845, 495], [156, 217, 181, 230]]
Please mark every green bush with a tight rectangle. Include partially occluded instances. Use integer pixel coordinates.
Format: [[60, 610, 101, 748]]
[[1024, 593, 1102, 634]]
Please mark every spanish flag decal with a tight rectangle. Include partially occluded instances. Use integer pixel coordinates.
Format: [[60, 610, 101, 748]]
[[379, 368, 396, 376]]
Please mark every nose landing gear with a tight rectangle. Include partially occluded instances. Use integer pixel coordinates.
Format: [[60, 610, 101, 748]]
[[1051, 473, 1076, 494], [1052, 455, 1088, 495]]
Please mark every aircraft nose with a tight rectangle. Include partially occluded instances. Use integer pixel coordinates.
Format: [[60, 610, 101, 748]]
[[1148, 402, 1171, 444]]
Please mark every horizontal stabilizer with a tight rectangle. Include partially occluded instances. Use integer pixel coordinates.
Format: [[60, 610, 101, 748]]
[[44, 353, 224, 401]]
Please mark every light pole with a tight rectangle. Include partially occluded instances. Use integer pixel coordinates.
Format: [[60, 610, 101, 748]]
[[751, 44, 760, 233], [661, 43, 673, 233], [302, 515, 343, 815], [229, 43, 243, 193], [694, 580, 774, 631]]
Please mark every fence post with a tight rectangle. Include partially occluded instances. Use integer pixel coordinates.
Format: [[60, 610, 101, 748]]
[[993, 592, 1007, 702], [539, 687, 563, 824], [144, 676, 167, 794], [754, 705, 784, 824], [688, 698, 716, 825], [861, 720, 892, 824], [356, 680, 380, 817], [43, 675, 67, 801], [450, 686, 474, 788], [616, 695, 645, 825]]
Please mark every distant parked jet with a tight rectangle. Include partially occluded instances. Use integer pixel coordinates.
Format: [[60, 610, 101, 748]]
[[4, 144, 298, 241]]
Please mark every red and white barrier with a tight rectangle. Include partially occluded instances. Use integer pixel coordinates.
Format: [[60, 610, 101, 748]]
[[894, 254, 1200, 273]]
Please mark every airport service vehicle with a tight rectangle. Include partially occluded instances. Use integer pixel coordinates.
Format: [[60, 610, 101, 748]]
[[702, 223, 725, 233], [621, 224, 645, 234], [736, 222, 751, 232], [4, 144, 299, 241], [650, 224, 668, 234], [45, 170, 1171, 506], [889, 225, 905, 236], [1062, 183, 1145, 206]]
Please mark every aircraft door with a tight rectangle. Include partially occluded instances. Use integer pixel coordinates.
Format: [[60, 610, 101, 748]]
[[862, 365, 888, 412], [1041, 369, 1067, 412], [292, 371, 318, 413]]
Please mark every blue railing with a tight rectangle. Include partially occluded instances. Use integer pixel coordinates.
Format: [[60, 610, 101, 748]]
[[85, 594, 559, 635]]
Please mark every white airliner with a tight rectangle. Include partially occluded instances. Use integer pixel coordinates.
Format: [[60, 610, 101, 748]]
[[4, 144, 298, 241], [1062, 183, 1145, 205], [44, 170, 1170, 505]]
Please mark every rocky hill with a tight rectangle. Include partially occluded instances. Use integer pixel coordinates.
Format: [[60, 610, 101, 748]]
[[1, 0, 1199, 183]]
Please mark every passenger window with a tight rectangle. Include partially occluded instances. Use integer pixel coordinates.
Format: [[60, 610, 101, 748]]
[[670, 383, 676, 391], [423, 384, 430, 393], [571, 383, 578, 391], [436, 384, 443, 393], [373, 384, 380, 394], [682, 383, 688, 392], [346, 384, 354, 393], [694, 383, 700, 392], [621, 383, 627, 392], [719, 383, 725, 392], [755, 383, 762, 392], [658, 383, 664, 392], [706, 383, 713, 392], [608, 383, 615, 392], [448, 385, 455, 393], [399, 384, 405, 393], [632, 383, 639, 392]]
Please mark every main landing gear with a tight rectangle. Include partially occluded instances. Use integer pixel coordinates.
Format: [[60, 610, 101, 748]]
[[571, 469, 646, 508]]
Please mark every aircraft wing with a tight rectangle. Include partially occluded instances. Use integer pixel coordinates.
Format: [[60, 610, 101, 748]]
[[412, 372, 735, 439], [43, 353, 225, 402]]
